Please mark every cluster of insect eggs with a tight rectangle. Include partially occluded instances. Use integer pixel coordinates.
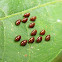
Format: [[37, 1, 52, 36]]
[[15, 13, 50, 46]]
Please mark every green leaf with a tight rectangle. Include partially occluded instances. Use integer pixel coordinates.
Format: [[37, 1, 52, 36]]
[[0, 9, 5, 18], [52, 51, 62, 62], [0, 21, 4, 61], [0, 1, 62, 62], [0, 0, 57, 15]]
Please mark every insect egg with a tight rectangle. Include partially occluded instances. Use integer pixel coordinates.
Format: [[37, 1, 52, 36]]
[[22, 18, 28, 23], [15, 35, 21, 41], [28, 37, 35, 43], [30, 16, 36, 21], [36, 36, 42, 43], [21, 40, 27, 46], [40, 30, 45, 35], [16, 19, 21, 25], [31, 29, 37, 36], [45, 35, 50, 41], [29, 23, 35, 28], [24, 13, 30, 17]]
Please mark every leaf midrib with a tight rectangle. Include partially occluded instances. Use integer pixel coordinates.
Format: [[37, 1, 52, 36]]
[[0, 0, 62, 20]]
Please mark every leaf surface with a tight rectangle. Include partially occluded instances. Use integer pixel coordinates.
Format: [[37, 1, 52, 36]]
[[0, 1, 62, 62], [0, 9, 5, 18], [0, 0, 57, 15]]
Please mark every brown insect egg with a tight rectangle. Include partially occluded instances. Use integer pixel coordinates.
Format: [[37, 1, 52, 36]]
[[28, 37, 35, 43], [16, 19, 21, 25], [40, 30, 45, 35], [29, 23, 35, 28], [30, 16, 36, 21], [22, 18, 28, 23], [45, 35, 50, 41], [21, 40, 27, 46], [15, 35, 21, 41], [31, 29, 37, 36], [36, 36, 42, 43], [24, 13, 30, 17]]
